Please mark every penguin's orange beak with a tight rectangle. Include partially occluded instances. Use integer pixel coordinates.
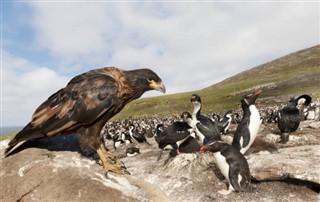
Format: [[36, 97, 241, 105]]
[[255, 89, 262, 95], [200, 145, 208, 152]]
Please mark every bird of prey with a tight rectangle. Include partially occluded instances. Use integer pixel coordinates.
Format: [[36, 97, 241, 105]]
[[5, 67, 165, 175]]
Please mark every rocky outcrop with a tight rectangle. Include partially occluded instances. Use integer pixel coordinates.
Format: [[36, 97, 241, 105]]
[[0, 141, 169, 202], [1, 121, 319, 202], [247, 145, 320, 184]]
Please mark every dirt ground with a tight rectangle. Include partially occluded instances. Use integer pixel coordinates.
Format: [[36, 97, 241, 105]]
[[113, 121, 320, 202]]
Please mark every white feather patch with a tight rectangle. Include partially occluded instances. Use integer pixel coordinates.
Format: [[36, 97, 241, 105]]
[[240, 105, 261, 154], [213, 152, 229, 181]]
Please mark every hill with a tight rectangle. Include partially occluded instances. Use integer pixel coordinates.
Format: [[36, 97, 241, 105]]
[[113, 45, 320, 120]]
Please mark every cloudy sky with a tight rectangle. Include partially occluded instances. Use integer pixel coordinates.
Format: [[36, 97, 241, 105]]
[[1, 1, 319, 127]]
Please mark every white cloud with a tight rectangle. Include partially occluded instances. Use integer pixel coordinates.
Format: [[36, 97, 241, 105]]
[[27, 2, 319, 92], [1, 50, 70, 126], [2, 2, 319, 126]]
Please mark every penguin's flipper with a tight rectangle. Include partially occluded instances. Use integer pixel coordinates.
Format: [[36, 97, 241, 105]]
[[242, 122, 251, 148], [228, 161, 243, 192]]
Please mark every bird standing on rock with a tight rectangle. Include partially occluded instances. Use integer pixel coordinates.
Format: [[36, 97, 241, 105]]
[[216, 110, 233, 134], [201, 141, 251, 195], [128, 124, 151, 145], [190, 94, 221, 144], [232, 89, 262, 154], [5, 67, 165, 175], [277, 94, 312, 143]]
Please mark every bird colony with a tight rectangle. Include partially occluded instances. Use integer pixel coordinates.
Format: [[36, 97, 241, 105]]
[[3, 66, 319, 196]]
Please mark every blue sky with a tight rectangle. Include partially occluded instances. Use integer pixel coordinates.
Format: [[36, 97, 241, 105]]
[[1, 1, 319, 126]]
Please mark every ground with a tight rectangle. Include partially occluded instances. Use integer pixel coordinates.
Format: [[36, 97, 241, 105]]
[[115, 121, 320, 202]]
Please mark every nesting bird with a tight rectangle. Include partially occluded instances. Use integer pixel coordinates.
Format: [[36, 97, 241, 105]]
[[154, 111, 195, 160], [277, 94, 312, 143], [125, 147, 140, 157]]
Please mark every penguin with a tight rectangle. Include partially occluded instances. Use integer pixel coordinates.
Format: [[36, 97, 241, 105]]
[[212, 113, 221, 122], [232, 113, 241, 124], [216, 110, 233, 134], [277, 94, 312, 143], [201, 141, 251, 195], [167, 135, 201, 159], [128, 124, 151, 145], [121, 131, 132, 146], [164, 135, 200, 165], [154, 111, 195, 161], [232, 89, 262, 154], [125, 147, 140, 157], [190, 94, 221, 144], [112, 134, 124, 150]]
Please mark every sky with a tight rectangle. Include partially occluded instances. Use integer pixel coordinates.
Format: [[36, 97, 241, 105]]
[[1, 1, 319, 127]]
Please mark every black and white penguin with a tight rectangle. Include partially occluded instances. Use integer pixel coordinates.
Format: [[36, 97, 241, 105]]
[[232, 113, 242, 124], [201, 141, 251, 195], [121, 132, 132, 146], [128, 124, 151, 145], [211, 113, 222, 122], [190, 94, 221, 144], [277, 94, 312, 143], [125, 147, 140, 157], [164, 135, 201, 165], [112, 134, 124, 150], [216, 110, 233, 134], [167, 136, 201, 158], [232, 89, 262, 154], [154, 111, 195, 160]]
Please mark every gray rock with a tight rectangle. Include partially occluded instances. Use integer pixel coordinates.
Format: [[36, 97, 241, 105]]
[[247, 145, 320, 184], [0, 143, 170, 202], [308, 121, 320, 129]]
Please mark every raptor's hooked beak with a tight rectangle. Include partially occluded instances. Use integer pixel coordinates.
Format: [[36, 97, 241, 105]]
[[150, 80, 166, 94]]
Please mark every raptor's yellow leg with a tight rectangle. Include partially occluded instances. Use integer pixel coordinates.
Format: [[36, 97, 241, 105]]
[[96, 143, 128, 175]]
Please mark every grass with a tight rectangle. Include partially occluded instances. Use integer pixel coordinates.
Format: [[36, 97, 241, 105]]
[[0, 133, 16, 141]]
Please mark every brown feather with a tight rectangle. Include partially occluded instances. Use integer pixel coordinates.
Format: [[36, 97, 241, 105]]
[[5, 67, 164, 157]]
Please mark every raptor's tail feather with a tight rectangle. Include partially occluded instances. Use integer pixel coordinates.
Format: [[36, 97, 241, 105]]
[[4, 123, 45, 157]]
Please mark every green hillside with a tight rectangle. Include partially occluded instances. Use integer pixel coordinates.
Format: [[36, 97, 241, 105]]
[[113, 45, 320, 120]]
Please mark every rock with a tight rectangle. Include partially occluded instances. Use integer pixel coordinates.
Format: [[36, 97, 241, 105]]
[[1, 129, 319, 202], [0, 141, 170, 202], [247, 145, 320, 184], [308, 121, 320, 129]]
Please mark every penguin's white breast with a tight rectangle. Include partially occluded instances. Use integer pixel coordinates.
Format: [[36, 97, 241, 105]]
[[214, 152, 229, 180], [115, 141, 122, 148], [127, 152, 139, 157], [247, 105, 261, 147]]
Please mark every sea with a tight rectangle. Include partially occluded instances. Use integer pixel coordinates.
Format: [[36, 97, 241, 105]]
[[0, 126, 23, 136]]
